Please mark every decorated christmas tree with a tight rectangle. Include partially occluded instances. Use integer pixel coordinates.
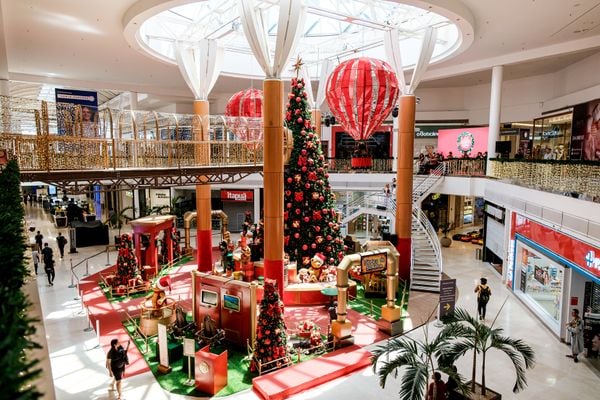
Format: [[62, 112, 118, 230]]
[[251, 279, 290, 372], [284, 61, 344, 268], [114, 233, 138, 286]]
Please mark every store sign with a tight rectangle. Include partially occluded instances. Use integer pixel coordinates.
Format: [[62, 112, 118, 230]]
[[221, 190, 253, 202], [513, 213, 600, 280], [484, 203, 504, 223], [360, 252, 387, 275]]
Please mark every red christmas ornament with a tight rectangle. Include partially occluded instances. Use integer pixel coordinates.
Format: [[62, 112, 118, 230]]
[[302, 244, 308, 251], [314, 225, 321, 232], [327, 246, 332, 252], [295, 109, 301, 115], [311, 243, 316, 249], [286, 202, 292, 208], [319, 196, 325, 202], [294, 232, 300, 239], [296, 97, 301, 103], [303, 216, 310, 222], [285, 190, 291, 196], [287, 177, 293, 183], [302, 166, 307, 172], [326, 57, 399, 142], [327, 235, 332, 240], [297, 117, 303, 123], [301, 149, 307, 155], [295, 208, 301, 214]]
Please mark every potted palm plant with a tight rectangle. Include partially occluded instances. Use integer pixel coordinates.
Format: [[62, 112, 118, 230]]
[[440, 223, 453, 247], [439, 307, 536, 399], [371, 309, 469, 400]]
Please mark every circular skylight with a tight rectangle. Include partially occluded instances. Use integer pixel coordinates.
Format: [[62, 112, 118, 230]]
[[126, 0, 473, 78]]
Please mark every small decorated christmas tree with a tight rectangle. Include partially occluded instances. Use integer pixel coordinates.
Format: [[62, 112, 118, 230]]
[[251, 279, 290, 372], [114, 233, 138, 286], [284, 60, 344, 268]]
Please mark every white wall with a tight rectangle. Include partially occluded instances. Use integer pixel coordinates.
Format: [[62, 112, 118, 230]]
[[413, 51, 600, 125]]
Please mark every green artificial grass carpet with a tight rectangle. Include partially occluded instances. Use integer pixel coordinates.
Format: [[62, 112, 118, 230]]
[[123, 319, 329, 397], [347, 280, 409, 320], [100, 256, 192, 303]]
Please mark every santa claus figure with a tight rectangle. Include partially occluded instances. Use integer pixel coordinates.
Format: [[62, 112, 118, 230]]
[[151, 275, 171, 310]]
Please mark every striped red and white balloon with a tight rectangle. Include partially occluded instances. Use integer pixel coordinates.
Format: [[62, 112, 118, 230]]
[[326, 57, 399, 142], [225, 88, 263, 143], [225, 88, 263, 118]]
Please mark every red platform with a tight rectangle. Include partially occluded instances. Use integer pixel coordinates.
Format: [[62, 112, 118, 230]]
[[255, 281, 358, 306], [252, 345, 372, 400]]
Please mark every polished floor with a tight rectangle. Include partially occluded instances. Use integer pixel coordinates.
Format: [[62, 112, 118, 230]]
[[26, 204, 600, 400]]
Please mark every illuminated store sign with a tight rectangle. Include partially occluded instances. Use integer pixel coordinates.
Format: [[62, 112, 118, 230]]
[[221, 190, 253, 202]]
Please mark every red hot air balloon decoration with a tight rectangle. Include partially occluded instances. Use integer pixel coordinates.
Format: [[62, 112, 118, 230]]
[[326, 57, 399, 169], [225, 88, 263, 145]]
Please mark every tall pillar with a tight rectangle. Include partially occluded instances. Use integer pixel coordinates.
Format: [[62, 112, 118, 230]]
[[311, 109, 322, 138], [395, 95, 416, 282], [391, 113, 399, 172], [487, 65, 503, 175], [194, 100, 213, 271], [129, 91, 138, 111], [263, 79, 285, 298]]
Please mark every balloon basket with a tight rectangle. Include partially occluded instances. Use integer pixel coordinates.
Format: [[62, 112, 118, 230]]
[[351, 156, 372, 169]]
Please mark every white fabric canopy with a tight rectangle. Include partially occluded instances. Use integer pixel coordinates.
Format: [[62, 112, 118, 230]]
[[408, 27, 438, 95], [384, 28, 407, 95], [314, 59, 331, 109], [300, 59, 330, 109], [238, 0, 306, 78], [175, 39, 223, 100]]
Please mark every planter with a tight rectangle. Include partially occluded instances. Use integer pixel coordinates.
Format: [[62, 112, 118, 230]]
[[450, 382, 501, 400], [440, 236, 452, 247]]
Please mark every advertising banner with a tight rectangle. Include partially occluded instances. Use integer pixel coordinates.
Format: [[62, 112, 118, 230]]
[[55, 88, 98, 137], [360, 252, 387, 275], [437, 127, 489, 157], [571, 98, 600, 160]]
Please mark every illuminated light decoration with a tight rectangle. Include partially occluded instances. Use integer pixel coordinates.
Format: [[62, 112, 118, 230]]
[[457, 131, 475, 154], [326, 57, 399, 143]]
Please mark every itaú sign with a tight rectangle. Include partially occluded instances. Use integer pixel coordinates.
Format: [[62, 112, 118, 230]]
[[221, 190, 253, 202]]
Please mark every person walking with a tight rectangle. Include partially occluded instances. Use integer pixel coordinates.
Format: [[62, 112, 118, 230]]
[[474, 277, 491, 321], [427, 371, 447, 400], [56, 232, 68, 258], [41, 243, 55, 286], [566, 308, 584, 363], [106, 338, 130, 400], [32, 248, 40, 275], [34, 230, 44, 252]]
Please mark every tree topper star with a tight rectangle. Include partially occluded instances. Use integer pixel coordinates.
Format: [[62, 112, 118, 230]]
[[292, 57, 304, 74]]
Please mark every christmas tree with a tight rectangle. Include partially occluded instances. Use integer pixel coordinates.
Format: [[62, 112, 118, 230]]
[[284, 62, 344, 268], [251, 280, 290, 372], [114, 233, 138, 286]]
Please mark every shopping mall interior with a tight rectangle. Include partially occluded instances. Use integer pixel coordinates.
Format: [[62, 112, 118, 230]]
[[1, 1, 600, 399]]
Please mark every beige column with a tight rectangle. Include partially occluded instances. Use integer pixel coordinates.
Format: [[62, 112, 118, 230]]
[[394, 95, 416, 282], [311, 109, 322, 138], [263, 79, 285, 298], [193, 100, 213, 271]]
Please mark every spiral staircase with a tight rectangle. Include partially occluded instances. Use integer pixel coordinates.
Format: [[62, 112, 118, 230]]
[[339, 164, 446, 292]]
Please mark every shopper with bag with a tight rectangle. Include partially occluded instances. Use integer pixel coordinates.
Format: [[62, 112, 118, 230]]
[[106, 338, 130, 400]]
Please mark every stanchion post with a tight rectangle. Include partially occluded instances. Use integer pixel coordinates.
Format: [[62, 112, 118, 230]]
[[68, 259, 76, 288], [74, 280, 80, 301], [83, 307, 93, 332], [106, 246, 111, 266], [84, 260, 89, 277]]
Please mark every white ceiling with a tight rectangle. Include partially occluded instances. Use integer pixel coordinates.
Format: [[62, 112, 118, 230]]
[[1, 0, 600, 104]]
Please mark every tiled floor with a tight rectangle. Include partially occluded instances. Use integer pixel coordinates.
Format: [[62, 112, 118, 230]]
[[27, 204, 600, 400]]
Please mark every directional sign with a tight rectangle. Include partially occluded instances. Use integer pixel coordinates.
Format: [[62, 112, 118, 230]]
[[439, 279, 457, 319]]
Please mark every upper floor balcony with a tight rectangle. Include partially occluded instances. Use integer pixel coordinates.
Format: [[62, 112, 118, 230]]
[[1, 95, 598, 200]]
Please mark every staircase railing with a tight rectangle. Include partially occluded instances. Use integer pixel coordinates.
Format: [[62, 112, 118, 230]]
[[412, 163, 446, 203], [412, 206, 443, 274]]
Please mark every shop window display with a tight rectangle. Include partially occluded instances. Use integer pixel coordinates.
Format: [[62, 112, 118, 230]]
[[515, 241, 564, 327], [531, 112, 572, 160]]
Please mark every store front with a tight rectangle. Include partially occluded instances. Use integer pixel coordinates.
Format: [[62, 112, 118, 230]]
[[532, 112, 572, 160], [508, 213, 600, 339], [220, 189, 254, 232]]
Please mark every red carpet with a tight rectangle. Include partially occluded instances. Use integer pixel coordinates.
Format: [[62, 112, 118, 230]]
[[79, 260, 198, 378], [252, 345, 372, 400]]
